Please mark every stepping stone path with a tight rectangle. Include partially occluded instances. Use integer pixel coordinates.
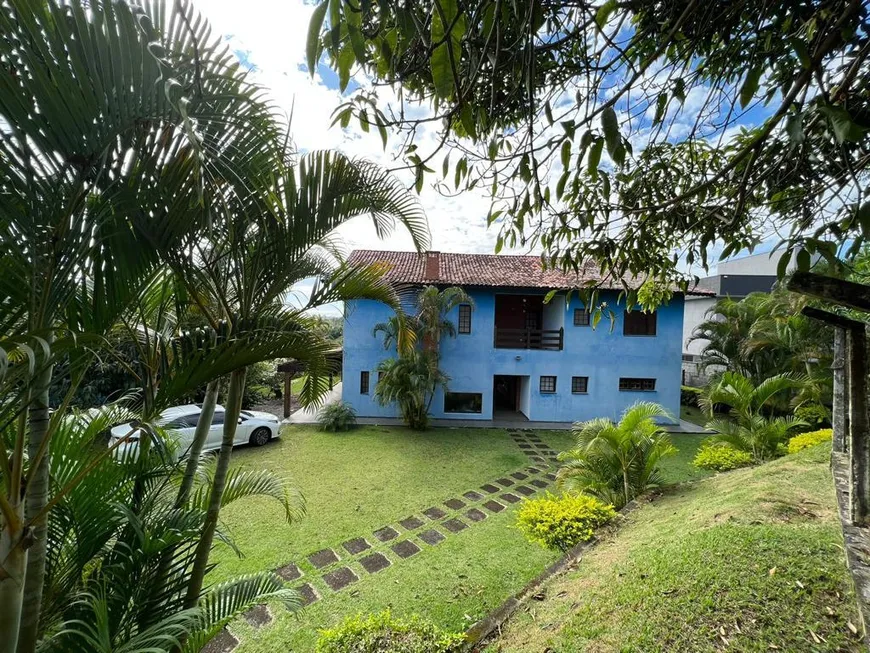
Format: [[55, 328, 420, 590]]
[[242, 604, 272, 628], [419, 529, 445, 545], [423, 506, 446, 520], [391, 539, 421, 558], [217, 428, 562, 652], [399, 516, 425, 530], [308, 548, 339, 569], [323, 566, 358, 590], [373, 526, 399, 542], [359, 552, 391, 573], [342, 538, 370, 555]]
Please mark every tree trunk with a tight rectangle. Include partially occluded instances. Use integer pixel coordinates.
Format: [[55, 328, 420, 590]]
[[17, 347, 54, 653], [184, 367, 247, 608], [176, 379, 220, 507], [833, 328, 846, 454], [0, 502, 26, 653]]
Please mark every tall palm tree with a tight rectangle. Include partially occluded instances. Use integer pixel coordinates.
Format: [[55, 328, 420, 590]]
[[0, 2, 280, 650], [556, 402, 676, 509]]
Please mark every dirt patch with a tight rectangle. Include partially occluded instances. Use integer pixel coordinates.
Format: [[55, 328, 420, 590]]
[[251, 396, 299, 419]]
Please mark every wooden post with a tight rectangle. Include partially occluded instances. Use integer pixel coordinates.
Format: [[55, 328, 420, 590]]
[[833, 328, 847, 453], [283, 373, 292, 419], [847, 327, 870, 525]]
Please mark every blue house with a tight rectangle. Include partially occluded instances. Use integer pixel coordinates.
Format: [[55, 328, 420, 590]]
[[342, 250, 711, 424]]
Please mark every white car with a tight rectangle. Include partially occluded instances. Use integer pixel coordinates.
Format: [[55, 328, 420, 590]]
[[109, 404, 280, 458]]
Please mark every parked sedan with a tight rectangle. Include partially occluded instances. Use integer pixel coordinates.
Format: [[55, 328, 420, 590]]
[[109, 404, 280, 458]]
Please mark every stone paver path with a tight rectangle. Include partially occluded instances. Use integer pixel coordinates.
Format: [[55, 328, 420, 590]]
[[210, 428, 562, 652]]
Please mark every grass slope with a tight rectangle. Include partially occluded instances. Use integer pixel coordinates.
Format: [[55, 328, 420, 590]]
[[487, 443, 861, 652]]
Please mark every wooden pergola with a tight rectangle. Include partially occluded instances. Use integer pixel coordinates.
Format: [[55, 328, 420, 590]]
[[276, 347, 343, 418]]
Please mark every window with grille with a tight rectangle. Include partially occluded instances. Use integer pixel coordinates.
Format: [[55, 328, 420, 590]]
[[573, 308, 590, 326], [444, 392, 483, 413], [618, 377, 656, 391], [458, 304, 472, 334], [571, 376, 589, 393], [360, 371, 370, 394], [623, 310, 657, 336], [540, 376, 557, 393]]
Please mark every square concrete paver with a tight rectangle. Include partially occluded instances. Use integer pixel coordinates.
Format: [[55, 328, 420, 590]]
[[359, 552, 391, 573], [511, 472, 529, 480], [545, 473, 557, 480], [531, 456, 545, 463], [531, 478, 549, 488], [243, 604, 272, 628], [275, 562, 301, 582], [535, 442, 549, 449], [342, 537, 371, 555], [500, 493, 521, 504], [308, 548, 339, 569], [483, 499, 505, 513], [463, 490, 484, 501], [480, 483, 500, 494], [296, 583, 320, 606], [515, 485, 535, 496], [419, 529, 445, 545], [496, 477, 514, 487], [442, 518, 468, 533], [526, 467, 540, 474], [528, 436, 542, 442], [518, 443, 532, 449], [201, 627, 238, 653], [399, 516, 425, 530], [444, 498, 466, 510], [423, 506, 446, 520], [373, 526, 399, 542], [323, 566, 358, 591], [465, 508, 487, 522], [391, 539, 421, 558]]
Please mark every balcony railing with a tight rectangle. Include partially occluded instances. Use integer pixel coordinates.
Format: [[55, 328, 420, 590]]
[[493, 327, 564, 351]]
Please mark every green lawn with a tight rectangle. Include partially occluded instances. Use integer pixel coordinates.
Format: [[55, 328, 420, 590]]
[[680, 403, 708, 427], [487, 443, 861, 652]]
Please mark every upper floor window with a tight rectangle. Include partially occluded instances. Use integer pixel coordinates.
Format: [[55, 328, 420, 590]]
[[623, 310, 657, 336], [571, 376, 589, 394], [540, 376, 557, 393], [360, 371, 370, 394], [458, 304, 472, 334], [573, 308, 591, 326], [619, 377, 656, 392]]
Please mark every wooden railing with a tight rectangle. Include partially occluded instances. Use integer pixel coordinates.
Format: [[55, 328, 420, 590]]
[[493, 327, 564, 351]]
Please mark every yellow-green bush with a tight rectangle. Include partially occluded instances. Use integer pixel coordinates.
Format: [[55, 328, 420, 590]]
[[516, 493, 616, 551], [316, 611, 465, 653], [787, 428, 833, 454], [692, 443, 754, 471]]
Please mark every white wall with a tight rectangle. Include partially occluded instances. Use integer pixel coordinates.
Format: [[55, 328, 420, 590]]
[[542, 295, 565, 330], [518, 375, 530, 418], [683, 296, 716, 355], [717, 250, 789, 276]]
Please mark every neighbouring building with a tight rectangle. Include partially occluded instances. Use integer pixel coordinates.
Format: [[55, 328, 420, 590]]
[[682, 250, 791, 386], [343, 250, 713, 424]]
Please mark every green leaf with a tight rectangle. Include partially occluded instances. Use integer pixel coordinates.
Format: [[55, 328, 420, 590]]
[[653, 93, 668, 125], [337, 42, 354, 91], [739, 65, 763, 109], [819, 105, 869, 144], [374, 113, 388, 149], [414, 165, 424, 193], [442, 152, 450, 178], [347, 23, 367, 62], [796, 248, 810, 272], [560, 139, 571, 169], [495, 234, 504, 254], [785, 112, 804, 144], [789, 37, 811, 68], [673, 78, 686, 104], [588, 138, 603, 180], [358, 108, 370, 132], [595, 0, 618, 28], [601, 106, 620, 161], [430, 0, 465, 99], [544, 101, 554, 125], [460, 103, 477, 139], [306, 1, 329, 76]]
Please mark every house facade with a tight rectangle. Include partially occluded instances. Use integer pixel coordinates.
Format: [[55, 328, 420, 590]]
[[343, 250, 711, 424]]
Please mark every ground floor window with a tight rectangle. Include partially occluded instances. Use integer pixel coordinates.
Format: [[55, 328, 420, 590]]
[[571, 376, 589, 393], [619, 377, 656, 391], [444, 392, 483, 414], [539, 375, 557, 393], [360, 370, 370, 394]]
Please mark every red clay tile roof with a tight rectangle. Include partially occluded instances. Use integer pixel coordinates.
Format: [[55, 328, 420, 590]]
[[348, 250, 714, 295]]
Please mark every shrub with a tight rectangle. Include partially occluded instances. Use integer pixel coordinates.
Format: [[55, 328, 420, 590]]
[[316, 611, 465, 653], [794, 403, 831, 430], [317, 401, 357, 432], [787, 428, 833, 454], [681, 385, 702, 407], [692, 443, 754, 471], [516, 493, 616, 551]]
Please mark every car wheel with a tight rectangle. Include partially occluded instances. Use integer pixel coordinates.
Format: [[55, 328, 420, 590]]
[[249, 426, 271, 446]]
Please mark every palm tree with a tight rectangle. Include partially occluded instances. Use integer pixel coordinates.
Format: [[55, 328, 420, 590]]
[[556, 402, 676, 509], [701, 371, 807, 460], [0, 2, 280, 649]]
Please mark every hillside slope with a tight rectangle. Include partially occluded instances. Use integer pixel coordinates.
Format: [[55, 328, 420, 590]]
[[486, 444, 863, 652]]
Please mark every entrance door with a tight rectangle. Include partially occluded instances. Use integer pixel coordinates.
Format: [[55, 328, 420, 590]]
[[493, 375, 519, 412]]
